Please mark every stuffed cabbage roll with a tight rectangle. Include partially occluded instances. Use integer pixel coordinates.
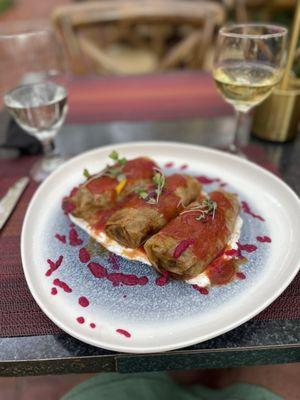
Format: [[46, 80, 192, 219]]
[[63, 157, 158, 221], [144, 191, 240, 280], [105, 174, 201, 248]]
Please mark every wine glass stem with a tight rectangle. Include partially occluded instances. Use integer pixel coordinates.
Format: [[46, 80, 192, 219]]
[[41, 138, 55, 158], [231, 110, 248, 152]]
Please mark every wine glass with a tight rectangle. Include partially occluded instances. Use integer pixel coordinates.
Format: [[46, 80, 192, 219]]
[[213, 24, 287, 154], [0, 21, 69, 181]]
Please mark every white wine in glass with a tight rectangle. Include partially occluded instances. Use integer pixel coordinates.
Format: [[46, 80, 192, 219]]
[[213, 24, 287, 153]]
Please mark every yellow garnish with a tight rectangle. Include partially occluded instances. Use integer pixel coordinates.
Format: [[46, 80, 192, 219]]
[[115, 178, 127, 195]]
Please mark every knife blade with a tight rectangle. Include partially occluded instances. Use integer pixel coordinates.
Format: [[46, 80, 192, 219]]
[[0, 177, 29, 231]]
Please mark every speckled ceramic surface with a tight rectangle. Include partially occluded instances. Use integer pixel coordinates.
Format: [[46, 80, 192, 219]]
[[21, 142, 300, 353]]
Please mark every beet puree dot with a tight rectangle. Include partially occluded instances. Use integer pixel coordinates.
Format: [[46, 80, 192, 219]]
[[236, 272, 246, 280], [77, 317, 85, 324], [78, 296, 89, 307], [90, 323, 96, 329], [180, 164, 188, 170], [256, 235, 272, 243], [79, 247, 90, 263], [164, 162, 174, 168], [192, 284, 209, 295], [55, 234, 66, 244], [51, 287, 58, 295], [116, 329, 131, 338]]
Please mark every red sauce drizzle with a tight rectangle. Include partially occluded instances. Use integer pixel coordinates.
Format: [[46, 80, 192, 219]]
[[90, 323, 96, 329], [236, 272, 246, 280], [79, 247, 91, 263], [196, 175, 220, 185], [180, 164, 188, 170], [237, 242, 257, 253], [108, 253, 120, 270], [53, 278, 72, 293], [88, 262, 108, 278], [55, 234, 66, 244], [155, 271, 170, 286], [62, 199, 75, 214], [77, 317, 85, 324], [256, 235, 271, 243], [70, 187, 78, 197], [51, 287, 58, 295], [241, 201, 265, 221], [45, 255, 63, 277], [192, 285, 209, 295], [116, 329, 131, 338], [165, 162, 174, 168], [206, 258, 237, 285], [107, 273, 148, 287], [78, 296, 90, 307], [173, 240, 194, 258], [87, 262, 148, 287], [69, 227, 83, 246]]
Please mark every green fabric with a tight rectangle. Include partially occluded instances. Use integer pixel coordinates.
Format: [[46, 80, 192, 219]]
[[61, 372, 282, 400]]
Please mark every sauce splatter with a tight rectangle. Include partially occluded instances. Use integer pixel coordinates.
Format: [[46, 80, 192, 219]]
[[116, 329, 131, 338], [51, 287, 58, 295], [108, 253, 120, 270], [77, 317, 85, 324], [88, 262, 108, 278], [155, 271, 170, 286], [69, 227, 83, 246], [192, 284, 209, 295], [107, 273, 148, 287], [62, 200, 75, 214], [237, 243, 257, 253], [180, 164, 188, 170], [87, 262, 148, 287], [196, 175, 220, 185], [173, 240, 194, 258], [219, 182, 227, 188], [257, 235, 271, 243], [90, 323, 96, 329], [123, 295, 127, 298], [236, 272, 246, 280], [79, 247, 90, 263], [241, 201, 265, 221], [78, 296, 90, 307], [45, 255, 63, 277], [55, 234, 66, 244], [53, 278, 72, 293], [70, 187, 78, 197], [164, 162, 174, 168]]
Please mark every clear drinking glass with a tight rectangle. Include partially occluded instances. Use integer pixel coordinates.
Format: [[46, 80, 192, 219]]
[[0, 21, 68, 181], [212, 24, 287, 153]]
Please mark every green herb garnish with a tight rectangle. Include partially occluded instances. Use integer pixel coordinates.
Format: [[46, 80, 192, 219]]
[[152, 168, 165, 204], [136, 168, 165, 204], [83, 168, 91, 179], [103, 151, 127, 181], [181, 198, 217, 222]]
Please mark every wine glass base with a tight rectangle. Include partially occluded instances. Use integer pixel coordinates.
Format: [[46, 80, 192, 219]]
[[30, 155, 65, 182]]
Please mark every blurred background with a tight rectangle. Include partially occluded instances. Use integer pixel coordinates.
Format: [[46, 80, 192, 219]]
[[0, 0, 297, 77]]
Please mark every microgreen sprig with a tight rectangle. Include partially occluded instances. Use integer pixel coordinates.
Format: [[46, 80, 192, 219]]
[[103, 151, 127, 182], [83, 168, 91, 179], [136, 168, 166, 204], [181, 198, 217, 222]]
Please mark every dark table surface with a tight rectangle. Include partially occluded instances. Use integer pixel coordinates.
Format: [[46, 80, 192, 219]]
[[1, 116, 299, 376]]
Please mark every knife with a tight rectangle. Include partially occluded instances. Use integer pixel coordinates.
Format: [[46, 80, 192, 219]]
[[0, 177, 29, 231]]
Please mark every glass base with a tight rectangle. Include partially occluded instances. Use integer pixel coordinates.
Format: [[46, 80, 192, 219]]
[[30, 154, 65, 182]]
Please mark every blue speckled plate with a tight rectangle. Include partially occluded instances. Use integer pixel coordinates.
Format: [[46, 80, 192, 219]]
[[21, 142, 300, 353]]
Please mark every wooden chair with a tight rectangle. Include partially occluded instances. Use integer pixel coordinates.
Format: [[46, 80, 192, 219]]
[[230, 0, 296, 23], [52, 0, 225, 75]]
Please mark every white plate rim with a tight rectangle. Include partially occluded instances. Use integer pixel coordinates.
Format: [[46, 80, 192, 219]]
[[21, 141, 300, 353]]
